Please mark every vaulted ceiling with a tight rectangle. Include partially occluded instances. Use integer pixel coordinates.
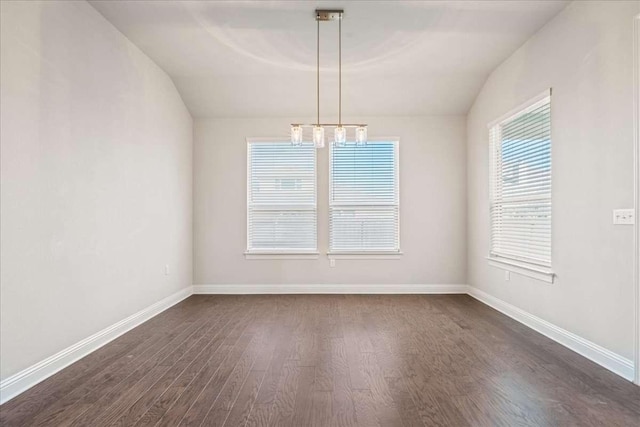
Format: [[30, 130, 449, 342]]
[[90, 1, 568, 118]]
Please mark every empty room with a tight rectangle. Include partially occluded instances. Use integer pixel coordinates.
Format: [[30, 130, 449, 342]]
[[1, 0, 640, 425]]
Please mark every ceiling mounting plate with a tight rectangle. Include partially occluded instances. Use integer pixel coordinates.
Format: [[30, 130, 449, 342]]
[[316, 9, 343, 21]]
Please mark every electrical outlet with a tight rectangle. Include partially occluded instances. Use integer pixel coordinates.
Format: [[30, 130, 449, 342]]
[[613, 209, 635, 225], [165, 264, 170, 276], [504, 270, 510, 281], [330, 258, 336, 268]]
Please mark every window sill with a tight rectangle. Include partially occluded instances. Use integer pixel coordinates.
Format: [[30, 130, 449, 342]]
[[245, 252, 319, 260], [487, 256, 555, 283], [328, 252, 403, 260]]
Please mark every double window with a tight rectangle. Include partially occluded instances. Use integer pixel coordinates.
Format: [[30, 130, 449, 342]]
[[246, 139, 400, 255], [489, 91, 552, 271]]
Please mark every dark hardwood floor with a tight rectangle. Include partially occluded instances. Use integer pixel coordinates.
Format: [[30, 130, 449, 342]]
[[1, 294, 639, 426]]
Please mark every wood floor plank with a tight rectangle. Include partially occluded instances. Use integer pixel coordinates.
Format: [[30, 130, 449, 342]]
[[1, 295, 639, 427], [439, 295, 640, 425], [108, 301, 238, 426], [356, 351, 404, 426], [243, 323, 296, 427], [384, 376, 425, 427], [329, 339, 358, 427], [352, 389, 381, 427], [1, 297, 210, 427], [309, 391, 332, 427], [222, 369, 266, 427], [221, 317, 284, 427], [154, 306, 259, 426], [37, 299, 231, 427], [339, 308, 369, 390], [134, 298, 255, 427], [67, 299, 222, 427], [290, 366, 315, 427], [264, 361, 300, 427], [199, 327, 272, 426], [177, 298, 274, 426]]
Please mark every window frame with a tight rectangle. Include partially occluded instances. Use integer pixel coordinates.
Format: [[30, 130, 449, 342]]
[[327, 137, 402, 259], [487, 89, 555, 283], [245, 137, 319, 259]]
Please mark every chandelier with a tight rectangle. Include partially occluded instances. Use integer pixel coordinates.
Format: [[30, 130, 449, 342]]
[[291, 9, 367, 148]]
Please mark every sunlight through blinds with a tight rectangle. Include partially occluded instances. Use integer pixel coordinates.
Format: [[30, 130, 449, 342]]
[[329, 141, 400, 252], [247, 141, 317, 252], [490, 94, 552, 266]]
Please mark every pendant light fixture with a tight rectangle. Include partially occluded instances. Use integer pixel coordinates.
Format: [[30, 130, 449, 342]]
[[291, 9, 367, 148]]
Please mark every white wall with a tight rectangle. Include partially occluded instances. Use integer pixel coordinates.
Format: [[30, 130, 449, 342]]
[[194, 116, 466, 285], [0, 1, 193, 380], [467, 0, 639, 360]]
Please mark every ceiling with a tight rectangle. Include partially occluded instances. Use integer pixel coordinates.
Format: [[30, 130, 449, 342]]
[[90, 1, 568, 118]]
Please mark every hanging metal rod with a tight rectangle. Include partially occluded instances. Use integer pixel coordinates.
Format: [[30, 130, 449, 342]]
[[339, 11, 342, 127], [316, 15, 320, 126]]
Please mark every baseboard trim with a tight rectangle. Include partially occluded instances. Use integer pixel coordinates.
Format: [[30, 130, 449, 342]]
[[0, 286, 193, 405], [2, 283, 635, 405], [192, 284, 469, 294], [467, 286, 635, 381]]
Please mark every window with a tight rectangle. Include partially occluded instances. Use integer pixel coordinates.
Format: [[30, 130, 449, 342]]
[[329, 140, 400, 254], [489, 91, 552, 271], [246, 140, 317, 255]]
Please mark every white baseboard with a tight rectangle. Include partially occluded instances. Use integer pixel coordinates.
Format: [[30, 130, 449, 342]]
[[467, 286, 635, 381], [0, 286, 193, 405], [2, 283, 635, 405], [192, 283, 469, 294]]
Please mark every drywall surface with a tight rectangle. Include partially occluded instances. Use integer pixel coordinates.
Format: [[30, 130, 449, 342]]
[[467, 0, 639, 359], [0, 1, 193, 379], [194, 116, 466, 285]]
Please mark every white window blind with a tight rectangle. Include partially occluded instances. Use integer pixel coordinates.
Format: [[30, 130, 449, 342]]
[[489, 93, 552, 267], [329, 140, 400, 253], [247, 141, 317, 253]]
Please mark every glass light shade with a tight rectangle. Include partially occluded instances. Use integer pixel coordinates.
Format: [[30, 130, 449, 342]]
[[355, 126, 367, 147], [291, 125, 303, 146], [334, 126, 346, 146], [313, 126, 325, 148]]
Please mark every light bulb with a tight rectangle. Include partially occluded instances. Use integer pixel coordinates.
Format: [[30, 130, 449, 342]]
[[291, 125, 303, 146], [355, 126, 367, 147], [313, 126, 325, 148], [334, 126, 346, 146]]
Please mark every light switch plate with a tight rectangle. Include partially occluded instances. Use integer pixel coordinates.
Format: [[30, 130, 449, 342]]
[[613, 209, 635, 225]]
